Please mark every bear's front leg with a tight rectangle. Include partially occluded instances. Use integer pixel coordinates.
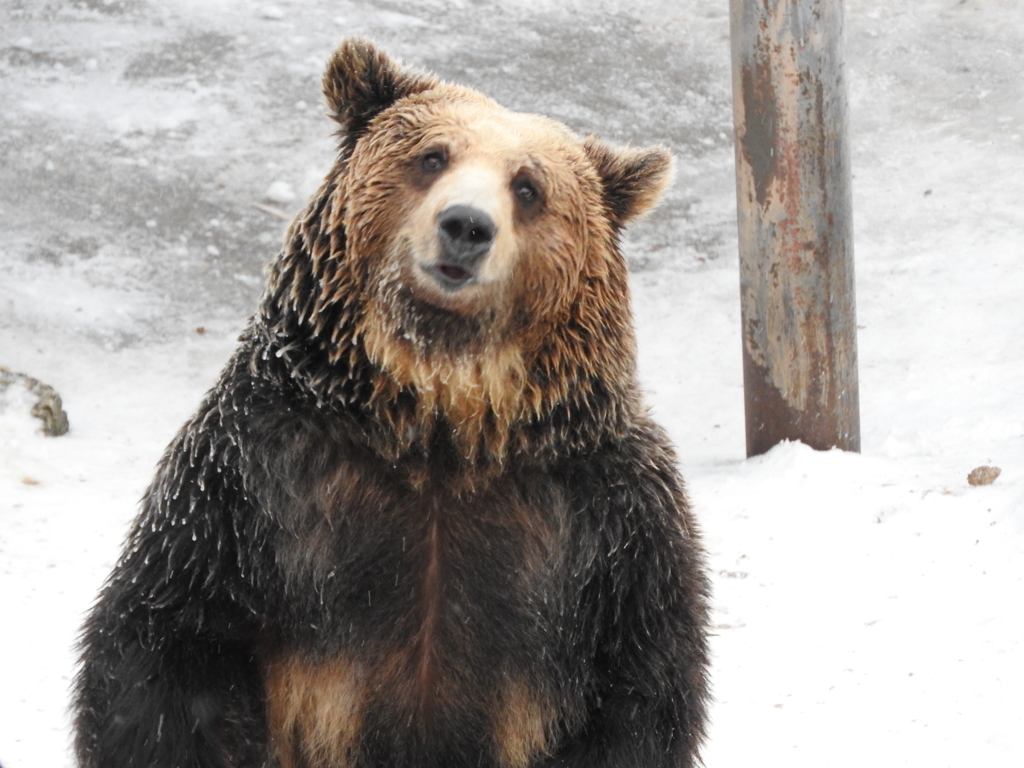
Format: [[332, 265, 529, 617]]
[[540, 692, 701, 768], [544, 438, 710, 768], [73, 405, 275, 768], [74, 607, 267, 768]]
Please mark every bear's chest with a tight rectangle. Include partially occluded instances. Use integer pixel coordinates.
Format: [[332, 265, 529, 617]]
[[261, 452, 574, 767], [268, 455, 569, 642]]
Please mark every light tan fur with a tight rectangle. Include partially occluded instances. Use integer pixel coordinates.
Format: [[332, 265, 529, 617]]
[[394, 107, 585, 301], [344, 96, 595, 321], [265, 653, 365, 768], [492, 679, 557, 768], [342, 97, 607, 463], [361, 318, 533, 460]]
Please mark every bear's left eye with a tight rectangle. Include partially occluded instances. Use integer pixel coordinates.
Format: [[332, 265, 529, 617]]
[[421, 149, 448, 174], [512, 176, 541, 209]]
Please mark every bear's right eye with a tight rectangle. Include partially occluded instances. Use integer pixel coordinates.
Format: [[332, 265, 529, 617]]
[[421, 150, 448, 174]]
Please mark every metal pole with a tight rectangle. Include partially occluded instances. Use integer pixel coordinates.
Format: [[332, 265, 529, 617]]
[[729, 0, 861, 457]]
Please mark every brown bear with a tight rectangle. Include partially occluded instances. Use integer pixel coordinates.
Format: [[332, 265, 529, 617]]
[[72, 39, 710, 768]]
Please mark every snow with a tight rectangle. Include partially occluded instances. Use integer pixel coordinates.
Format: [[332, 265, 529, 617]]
[[1, 0, 1022, 766], [264, 180, 298, 205]]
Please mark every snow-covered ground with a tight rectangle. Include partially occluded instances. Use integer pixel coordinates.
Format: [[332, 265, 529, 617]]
[[1, 1, 1022, 766]]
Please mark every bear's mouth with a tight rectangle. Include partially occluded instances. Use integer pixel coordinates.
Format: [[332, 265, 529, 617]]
[[424, 262, 476, 290]]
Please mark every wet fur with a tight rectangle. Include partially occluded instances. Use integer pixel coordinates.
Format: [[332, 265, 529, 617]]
[[73, 39, 709, 768]]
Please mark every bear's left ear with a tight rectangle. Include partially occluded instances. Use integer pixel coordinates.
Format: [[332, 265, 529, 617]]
[[323, 39, 438, 151], [582, 137, 675, 227]]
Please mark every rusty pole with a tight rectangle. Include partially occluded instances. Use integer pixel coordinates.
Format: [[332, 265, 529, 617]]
[[729, 0, 860, 457]]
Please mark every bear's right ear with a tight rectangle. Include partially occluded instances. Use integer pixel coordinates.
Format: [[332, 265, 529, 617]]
[[322, 39, 438, 151]]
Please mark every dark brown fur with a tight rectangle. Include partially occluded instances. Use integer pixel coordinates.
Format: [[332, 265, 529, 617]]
[[73, 39, 709, 768]]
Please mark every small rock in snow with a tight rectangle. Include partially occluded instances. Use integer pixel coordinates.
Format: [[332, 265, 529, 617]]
[[0, 367, 69, 437], [967, 466, 1001, 486], [265, 180, 296, 205]]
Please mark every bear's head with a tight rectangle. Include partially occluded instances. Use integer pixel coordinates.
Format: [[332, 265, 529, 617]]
[[262, 39, 674, 466]]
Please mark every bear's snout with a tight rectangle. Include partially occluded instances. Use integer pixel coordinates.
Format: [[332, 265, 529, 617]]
[[430, 204, 496, 288]]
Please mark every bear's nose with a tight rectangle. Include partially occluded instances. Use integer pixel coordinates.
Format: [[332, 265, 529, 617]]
[[432, 205, 496, 288], [438, 204, 496, 249]]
